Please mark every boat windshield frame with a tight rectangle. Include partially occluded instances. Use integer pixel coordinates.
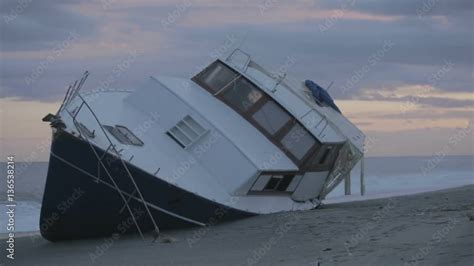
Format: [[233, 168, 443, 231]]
[[192, 60, 340, 171]]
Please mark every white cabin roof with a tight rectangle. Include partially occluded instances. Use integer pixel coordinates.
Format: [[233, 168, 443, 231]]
[[223, 51, 365, 153], [155, 76, 299, 172]]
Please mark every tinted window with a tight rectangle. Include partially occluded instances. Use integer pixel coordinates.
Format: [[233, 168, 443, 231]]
[[319, 145, 333, 164], [304, 144, 341, 171], [193, 60, 322, 167], [264, 176, 281, 190], [116, 125, 144, 146], [281, 123, 316, 159], [277, 175, 295, 191], [252, 100, 291, 134], [254, 174, 295, 193], [104, 125, 144, 146], [196, 62, 238, 93], [167, 116, 207, 148], [221, 78, 262, 112]]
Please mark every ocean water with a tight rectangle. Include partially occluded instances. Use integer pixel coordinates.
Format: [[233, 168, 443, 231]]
[[325, 155, 474, 203], [0, 156, 473, 233]]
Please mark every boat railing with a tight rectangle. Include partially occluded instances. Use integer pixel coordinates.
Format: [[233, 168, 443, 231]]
[[320, 141, 363, 199], [224, 49, 365, 148], [225, 48, 251, 72], [62, 72, 160, 241], [223, 50, 366, 197]]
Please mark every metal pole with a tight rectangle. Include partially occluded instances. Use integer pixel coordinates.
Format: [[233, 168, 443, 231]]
[[360, 157, 365, 196], [344, 173, 351, 195]]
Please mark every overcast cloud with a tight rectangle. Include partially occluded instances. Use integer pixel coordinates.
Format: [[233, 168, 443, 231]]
[[0, 0, 472, 157]]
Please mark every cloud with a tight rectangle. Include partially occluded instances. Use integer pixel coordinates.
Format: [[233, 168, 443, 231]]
[[1, 0, 99, 52], [354, 85, 474, 108], [1, 0, 472, 98], [374, 109, 473, 120], [364, 125, 473, 156], [0, 0, 473, 157], [315, 0, 474, 18]]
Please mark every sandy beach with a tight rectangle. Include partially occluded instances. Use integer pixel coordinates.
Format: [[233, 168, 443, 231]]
[[3, 185, 473, 266]]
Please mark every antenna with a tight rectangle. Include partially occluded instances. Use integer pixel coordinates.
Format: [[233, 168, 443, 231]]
[[326, 81, 334, 91], [223, 31, 250, 62]]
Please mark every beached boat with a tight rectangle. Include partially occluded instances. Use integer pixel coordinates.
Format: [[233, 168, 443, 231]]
[[40, 49, 365, 241]]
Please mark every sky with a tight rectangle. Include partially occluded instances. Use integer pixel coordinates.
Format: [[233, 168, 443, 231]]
[[0, 0, 473, 161]]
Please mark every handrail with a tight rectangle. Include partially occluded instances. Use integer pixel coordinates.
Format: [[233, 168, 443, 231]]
[[65, 80, 78, 107], [225, 48, 251, 72], [57, 84, 72, 115], [62, 75, 160, 241], [320, 141, 362, 198]]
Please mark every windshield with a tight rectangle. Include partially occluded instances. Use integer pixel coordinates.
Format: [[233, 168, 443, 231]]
[[192, 60, 321, 166], [192, 61, 239, 93]]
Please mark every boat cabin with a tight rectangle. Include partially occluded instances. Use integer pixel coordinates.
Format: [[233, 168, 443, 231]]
[[102, 49, 362, 204]]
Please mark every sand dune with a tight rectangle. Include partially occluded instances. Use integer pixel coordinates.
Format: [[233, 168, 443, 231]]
[[3, 185, 473, 266]]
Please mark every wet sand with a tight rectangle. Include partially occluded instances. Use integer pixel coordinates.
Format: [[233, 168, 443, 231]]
[[3, 185, 473, 266]]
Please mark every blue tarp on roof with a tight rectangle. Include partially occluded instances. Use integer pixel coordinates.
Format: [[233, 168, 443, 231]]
[[305, 80, 341, 113]]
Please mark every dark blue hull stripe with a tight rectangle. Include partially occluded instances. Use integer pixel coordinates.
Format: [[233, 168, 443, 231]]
[[49, 151, 206, 226], [40, 131, 254, 241]]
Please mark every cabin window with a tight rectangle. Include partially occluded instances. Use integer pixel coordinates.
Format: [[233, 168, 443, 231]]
[[104, 125, 144, 146], [167, 115, 206, 148], [116, 126, 144, 146], [194, 61, 239, 93], [264, 176, 281, 190], [221, 78, 263, 112], [304, 144, 341, 171], [193, 60, 322, 167], [276, 175, 295, 191], [252, 100, 291, 134], [281, 123, 316, 160], [319, 145, 333, 164], [251, 174, 297, 193]]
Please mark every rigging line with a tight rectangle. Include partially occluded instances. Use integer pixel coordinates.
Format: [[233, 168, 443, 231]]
[[75, 93, 161, 236], [66, 95, 144, 239], [83, 138, 145, 239], [49, 150, 206, 226], [214, 74, 242, 96]]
